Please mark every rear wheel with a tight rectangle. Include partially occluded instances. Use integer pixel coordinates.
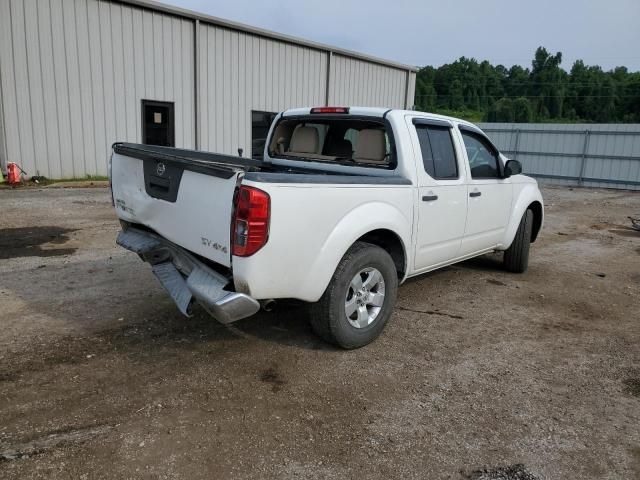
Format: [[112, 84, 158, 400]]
[[504, 209, 533, 273], [309, 242, 398, 349]]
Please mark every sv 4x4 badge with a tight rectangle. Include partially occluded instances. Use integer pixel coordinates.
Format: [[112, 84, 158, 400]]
[[201, 237, 228, 254]]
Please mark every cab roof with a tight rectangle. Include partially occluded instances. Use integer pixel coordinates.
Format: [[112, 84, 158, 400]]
[[282, 107, 390, 117], [281, 106, 477, 130]]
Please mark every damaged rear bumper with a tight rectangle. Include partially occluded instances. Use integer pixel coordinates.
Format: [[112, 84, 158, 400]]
[[116, 227, 260, 324]]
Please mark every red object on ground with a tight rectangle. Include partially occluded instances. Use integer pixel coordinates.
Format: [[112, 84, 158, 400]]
[[7, 162, 21, 184]]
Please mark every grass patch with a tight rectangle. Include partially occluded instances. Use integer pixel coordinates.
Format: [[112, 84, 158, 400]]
[[49, 175, 109, 182]]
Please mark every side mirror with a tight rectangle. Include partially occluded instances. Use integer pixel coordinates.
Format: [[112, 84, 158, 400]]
[[504, 159, 522, 178]]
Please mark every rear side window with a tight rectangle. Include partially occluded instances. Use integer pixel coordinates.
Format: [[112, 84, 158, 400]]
[[415, 125, 458, 179]]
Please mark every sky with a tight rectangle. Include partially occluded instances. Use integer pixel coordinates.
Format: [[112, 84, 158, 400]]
[[159, 0, 640, 72]]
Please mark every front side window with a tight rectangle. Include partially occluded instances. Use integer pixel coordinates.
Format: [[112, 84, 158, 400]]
[[461, 131, 500, 179], [415, 125, 458, 179]]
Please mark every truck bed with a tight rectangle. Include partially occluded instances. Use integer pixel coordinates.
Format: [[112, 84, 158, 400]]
[[110, 143, 411, 270], [112, 143, 411, 185]]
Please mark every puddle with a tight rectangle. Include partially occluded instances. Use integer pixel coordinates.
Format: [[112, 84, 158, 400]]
[[465, 464, 540, 480], [623, 378, 640, 397], [0, 226, 77, 259]]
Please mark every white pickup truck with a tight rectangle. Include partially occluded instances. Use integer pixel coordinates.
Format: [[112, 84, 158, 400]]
[[110, 106, 543, 348]]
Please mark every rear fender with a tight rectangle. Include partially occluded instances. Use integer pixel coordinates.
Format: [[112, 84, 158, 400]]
[[300, 202, 411, 301]]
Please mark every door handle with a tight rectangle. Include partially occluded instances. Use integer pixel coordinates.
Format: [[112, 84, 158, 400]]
[[469, 191, 482, 198], [422, 195, 438, 202]]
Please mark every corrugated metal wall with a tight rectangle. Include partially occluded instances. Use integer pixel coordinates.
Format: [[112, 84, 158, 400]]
[[0, 83, 6, 173], [0, 0, 194, 178], [479, 123, 640, 191], [406, 71, 416, 109], [198, 24, 327, 155], [329, 55, 407, 108], [0, 0, 416, 178]]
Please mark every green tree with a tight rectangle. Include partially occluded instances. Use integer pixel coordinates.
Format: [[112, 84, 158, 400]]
[[412, 46, 639, 123], [450, 80, 465, 110], [487, 98, 515, 122], [530, 47, 565, 119], [512, 97, 534, 123]]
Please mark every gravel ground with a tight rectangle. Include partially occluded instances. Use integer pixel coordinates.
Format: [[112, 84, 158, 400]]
[[0, 185, 639, 479]]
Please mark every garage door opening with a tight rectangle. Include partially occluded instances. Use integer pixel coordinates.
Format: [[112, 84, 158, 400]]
[[142, 100, 174, 147]]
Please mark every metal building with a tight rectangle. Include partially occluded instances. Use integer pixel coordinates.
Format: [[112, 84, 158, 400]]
[[0, 0, 417, 179]]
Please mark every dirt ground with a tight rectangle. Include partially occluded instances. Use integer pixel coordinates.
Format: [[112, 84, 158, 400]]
[[0, 185, 639, 479]]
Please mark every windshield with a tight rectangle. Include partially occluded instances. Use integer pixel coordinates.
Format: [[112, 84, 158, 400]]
[[267, 117, 395, 169]]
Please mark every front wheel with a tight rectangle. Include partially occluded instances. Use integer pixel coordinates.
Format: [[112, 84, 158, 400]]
[[503, 209, 533, 273], [309, 242, 398, 349]]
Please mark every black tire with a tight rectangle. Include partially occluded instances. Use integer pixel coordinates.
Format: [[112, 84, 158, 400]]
[[504, 209, 533, 273], [309, 242, 398, 349]]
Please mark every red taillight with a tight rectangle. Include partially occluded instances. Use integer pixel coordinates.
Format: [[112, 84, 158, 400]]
[[232, 186, 270, 257], [310, 106, 350, 114]]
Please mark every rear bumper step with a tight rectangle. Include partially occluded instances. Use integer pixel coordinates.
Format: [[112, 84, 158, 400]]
[[117, 227, 260, 324]]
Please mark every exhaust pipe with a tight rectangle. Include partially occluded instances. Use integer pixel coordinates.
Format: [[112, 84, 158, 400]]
[[261, 299, 277, 312]]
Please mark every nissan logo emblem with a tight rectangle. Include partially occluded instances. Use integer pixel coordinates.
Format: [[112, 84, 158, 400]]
[[156, 162, 166, 176]]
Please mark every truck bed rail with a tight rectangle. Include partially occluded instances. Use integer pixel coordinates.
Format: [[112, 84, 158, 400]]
[[112, 142, 262, 179]]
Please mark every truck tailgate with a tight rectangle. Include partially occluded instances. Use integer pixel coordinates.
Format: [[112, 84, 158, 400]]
[[110, 143, 248, 268]]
